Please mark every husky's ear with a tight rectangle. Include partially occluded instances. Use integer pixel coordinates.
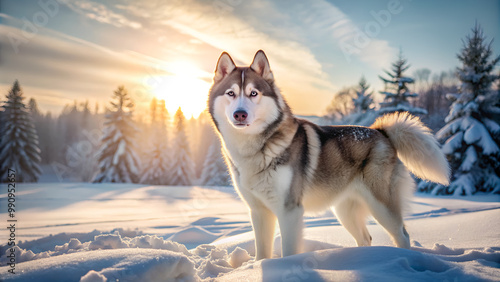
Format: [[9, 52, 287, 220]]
[[250, 50, 274, 82], [214, 52, 236, 83]]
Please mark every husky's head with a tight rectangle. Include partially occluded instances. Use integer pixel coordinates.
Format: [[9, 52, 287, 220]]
[[208, 50, 287, 136]]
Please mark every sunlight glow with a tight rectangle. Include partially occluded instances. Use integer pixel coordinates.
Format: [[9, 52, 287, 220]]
[[149, 61, 211, 118]]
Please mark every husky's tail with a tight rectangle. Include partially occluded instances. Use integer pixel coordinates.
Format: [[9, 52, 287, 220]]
[[371, 112, 450, 185]]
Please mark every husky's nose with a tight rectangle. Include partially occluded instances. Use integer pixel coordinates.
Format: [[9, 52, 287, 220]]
[[233, 110, 248, 122]]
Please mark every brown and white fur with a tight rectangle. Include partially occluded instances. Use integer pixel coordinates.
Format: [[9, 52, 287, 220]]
[[208, 50, 450, 259]]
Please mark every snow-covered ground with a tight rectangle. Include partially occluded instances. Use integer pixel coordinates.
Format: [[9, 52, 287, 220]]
[[0, 183, 499, 281]]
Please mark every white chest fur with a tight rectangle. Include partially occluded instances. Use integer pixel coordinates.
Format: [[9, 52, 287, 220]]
[[222, 134, 293, 210]]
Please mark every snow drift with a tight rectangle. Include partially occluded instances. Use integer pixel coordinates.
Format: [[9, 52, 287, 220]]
[[0, 183, 499, 281]]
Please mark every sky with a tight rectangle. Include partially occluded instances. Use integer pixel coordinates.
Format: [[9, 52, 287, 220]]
[[1, 0, 499, 117]]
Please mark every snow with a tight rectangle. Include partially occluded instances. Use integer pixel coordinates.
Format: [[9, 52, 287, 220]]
[[459, 146, 478, 171], [112, 140, 126, 165], [80, 270, 107, 282], [220, 245, 499, 281], [1, 248, 196, 282], [1, 183, 499, 281], [463, 121, 482, 144], [462, 120, 499, 154], [228, 247, 251, 268], [436, 117, 462, 139], [169, 226, 221, 249], [474, 125, 499, 154], [483, 118, 500, 133], [350, 127, 373, 141], [441, 131, 463, 155]]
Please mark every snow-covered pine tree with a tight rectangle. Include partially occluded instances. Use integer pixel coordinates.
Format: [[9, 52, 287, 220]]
[[93, 86, 141, 183], [353, 76, 374, 113], [140, 98, 171, 185], [378, 51, 427, 116], [344, 76, 377, 126], [170, 107, 196, 185], [418, 23, 500, 195], [0, 80, 42, 182], [199, 139, 230, 186]]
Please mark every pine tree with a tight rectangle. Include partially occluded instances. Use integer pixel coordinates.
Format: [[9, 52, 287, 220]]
[[93, 86, 141, 183], [140, 99, 171, 185], [0, 80, 42, 182], [353, 76, 374, 113], [344, 76, 377, 126], [28, 98, 41, 118], [199, 139, 230, 186], [378, 50, 427, 116], [170, 107, 196, 185], [419, 24, 500, 195]]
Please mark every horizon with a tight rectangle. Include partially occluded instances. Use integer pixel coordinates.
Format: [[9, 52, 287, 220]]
[[1, 0, 499, 118]]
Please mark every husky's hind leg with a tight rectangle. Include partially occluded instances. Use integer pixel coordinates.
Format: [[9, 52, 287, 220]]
[[364, 164, 413, 249], [365, 197, 410, 248], [333, 198, 372, 246]]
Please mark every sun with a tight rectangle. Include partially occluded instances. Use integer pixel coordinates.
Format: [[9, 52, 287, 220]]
[[149, 61, 211, 118]]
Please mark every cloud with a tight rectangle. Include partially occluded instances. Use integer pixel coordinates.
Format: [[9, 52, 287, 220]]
[[275, 0, 397, 69], [0, 19, 163, 113], [61, 0, 142, 29]]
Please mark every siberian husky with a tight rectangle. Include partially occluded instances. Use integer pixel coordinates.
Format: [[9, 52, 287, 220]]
[[208, 50, 450, 259]]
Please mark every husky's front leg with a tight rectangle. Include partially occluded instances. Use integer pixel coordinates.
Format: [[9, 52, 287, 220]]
[[277, 205, 304, 257], [251, 205, 276, 260]]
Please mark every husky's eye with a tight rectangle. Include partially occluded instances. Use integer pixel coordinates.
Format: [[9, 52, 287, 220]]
[[250, 90, 258, 97], [226, 91, 235, 97]]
